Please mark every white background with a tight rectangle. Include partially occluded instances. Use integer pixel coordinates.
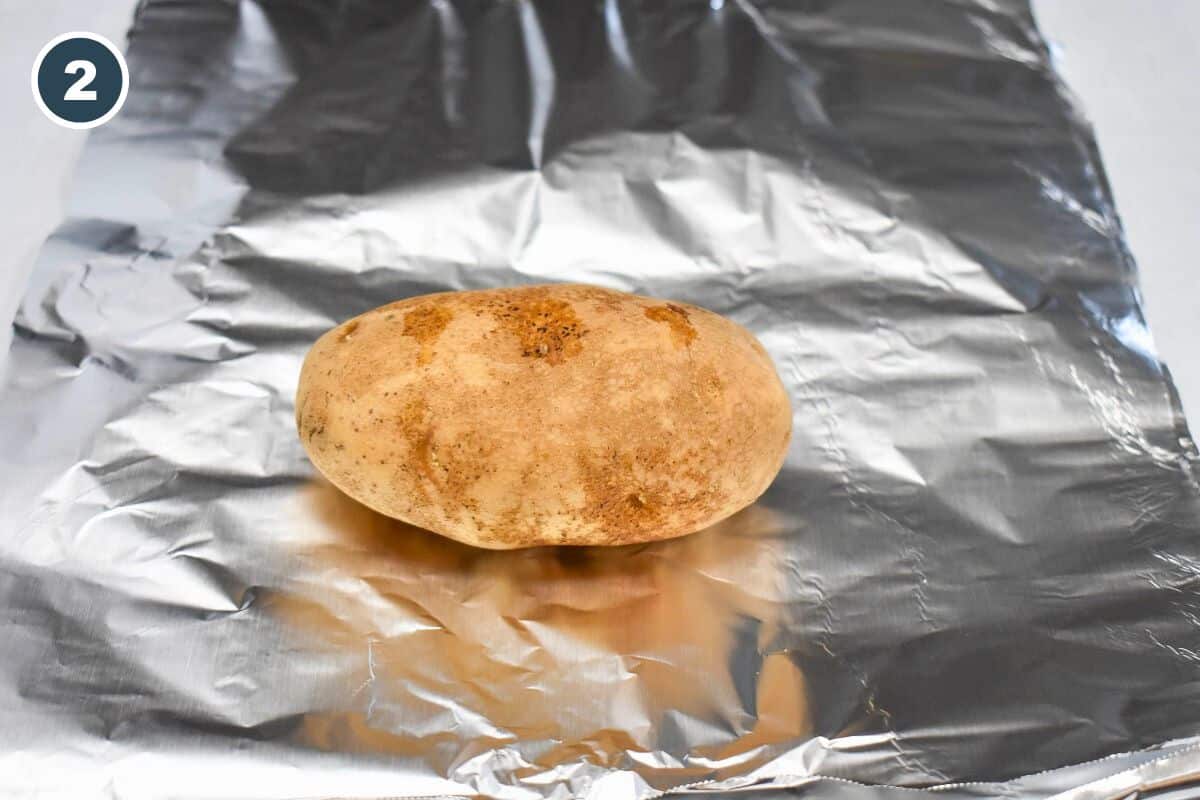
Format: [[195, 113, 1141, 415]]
[[0, 0, 1196, 425]]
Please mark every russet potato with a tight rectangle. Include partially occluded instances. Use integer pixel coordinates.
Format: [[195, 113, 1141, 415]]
[[296, 284, 791, 549]]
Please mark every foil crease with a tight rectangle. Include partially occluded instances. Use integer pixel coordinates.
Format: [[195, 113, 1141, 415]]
[[3, 1, 1200, 798]]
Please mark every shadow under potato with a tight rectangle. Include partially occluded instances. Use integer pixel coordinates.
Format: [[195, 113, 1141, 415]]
[[277, 477, 812, 780]]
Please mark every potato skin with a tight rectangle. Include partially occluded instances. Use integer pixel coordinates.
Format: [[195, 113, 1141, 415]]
[[296, 284, 791, 549]]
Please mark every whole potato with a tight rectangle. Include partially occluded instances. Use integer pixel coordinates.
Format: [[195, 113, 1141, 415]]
[[296, 284, 791, 549]]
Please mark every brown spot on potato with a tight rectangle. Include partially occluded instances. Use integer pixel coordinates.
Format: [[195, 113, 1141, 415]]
[[490, 290, 585, 365], [296, 387, 330, 444], [573, 447, 672, 543], [645, 303, 697, 348], [402, 304, 453, 366], [697, 365, 725, 399], [417, 432, 438, 482], [337, 320, 360, 342], [392, 398, 433, 505]]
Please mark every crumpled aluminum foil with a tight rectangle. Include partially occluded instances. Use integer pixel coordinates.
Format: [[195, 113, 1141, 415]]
[[3, 1, 1200, 798]]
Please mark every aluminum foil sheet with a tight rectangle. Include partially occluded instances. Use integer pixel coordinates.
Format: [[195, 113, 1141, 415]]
[[3, 1, 1200, 798]]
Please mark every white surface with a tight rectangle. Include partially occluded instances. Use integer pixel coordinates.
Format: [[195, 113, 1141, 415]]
[[0, 1, 1196, 425], [1034, 0, 1200, 427], [0, 0, 138, 365]]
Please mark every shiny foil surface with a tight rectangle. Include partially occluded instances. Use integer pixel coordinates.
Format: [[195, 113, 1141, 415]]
[[3, 1, 1200, 798]]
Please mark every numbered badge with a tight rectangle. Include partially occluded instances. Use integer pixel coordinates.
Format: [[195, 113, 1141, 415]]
[[31, 32, 129, 130]]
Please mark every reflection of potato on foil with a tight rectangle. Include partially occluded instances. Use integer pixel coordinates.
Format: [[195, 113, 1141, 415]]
[[273, 478, 811, 783]]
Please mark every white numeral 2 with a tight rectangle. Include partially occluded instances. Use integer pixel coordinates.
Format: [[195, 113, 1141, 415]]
[[63, 60, 97, 101]]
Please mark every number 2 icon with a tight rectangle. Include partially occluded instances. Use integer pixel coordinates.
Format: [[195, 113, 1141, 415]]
[[63, 59, 97, 101], [32, 32, 129, 129]]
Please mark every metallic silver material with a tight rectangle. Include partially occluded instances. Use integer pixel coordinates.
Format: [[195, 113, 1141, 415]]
[[3, 1, 1199, 797]]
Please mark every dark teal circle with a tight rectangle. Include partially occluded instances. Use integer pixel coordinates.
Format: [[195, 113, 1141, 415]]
[[36, 36, 124, 125]]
